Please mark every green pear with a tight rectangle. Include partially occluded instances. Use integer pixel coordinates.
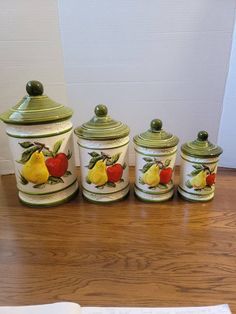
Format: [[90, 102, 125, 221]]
[[190, 170, 207, 189], [87, 160, 108, 186], [143, 164, 160, 187]]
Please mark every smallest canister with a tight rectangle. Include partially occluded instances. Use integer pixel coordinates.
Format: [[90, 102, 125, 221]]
[[133, 119, 179, 202], [178, 131, 223, 202]]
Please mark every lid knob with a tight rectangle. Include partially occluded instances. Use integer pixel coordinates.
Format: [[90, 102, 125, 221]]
[[150, 119, 162, 131], [26, 80, 44, 96], [197, 130, 208, 141], [95, 104, 108, 117]]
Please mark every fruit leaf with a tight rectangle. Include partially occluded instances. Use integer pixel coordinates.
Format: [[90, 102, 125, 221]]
[[122, 162, 127, 169], [148, 186, 157, 190], [86, 176, 91, 184], [143, 157, 153, 162], [88, 156, 103, 169], [47, 176, 64, 185], [19, 173, 28, 185], [106, 182, 116, 188], [164, 159, 171, 167], [190, 169, 202, 176], [67, 150, 72, 160], [88, 151, 100, 157], [106, 153, 121, 166], [63, 170, 72, 177], [53, 140, 63, 155], [33, 183, 46, 189], [43, 150, 53, 157], [139, 177, 145, 185], [119, 178, 124, 183], [185, 180, 193, 188], [140, 162, 154, 173], [16, 146, 39, 164], [204, 186, 212, 191], [192, 164, 204, 170], [19, 141, 34, 149], [158, 183, 168, 189]]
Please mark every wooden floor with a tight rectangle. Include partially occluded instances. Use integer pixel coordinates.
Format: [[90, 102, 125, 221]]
[[0, 167, 236, 311]]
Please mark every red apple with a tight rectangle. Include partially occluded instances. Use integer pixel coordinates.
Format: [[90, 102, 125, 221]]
[[160, 167, 172, 184], [206, 173, 216, 186], [46, 153, 68, 177], [107, 163, 123, 182]]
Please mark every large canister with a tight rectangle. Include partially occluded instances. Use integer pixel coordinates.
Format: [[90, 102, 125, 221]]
[[178, 131, 223, 201], [74, 104, 130, 202], [0, 80, 78, 206], [133, 119, 179, 202]]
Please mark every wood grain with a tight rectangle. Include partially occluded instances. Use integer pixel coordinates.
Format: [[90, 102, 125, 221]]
[[0, 167, 236, 311]]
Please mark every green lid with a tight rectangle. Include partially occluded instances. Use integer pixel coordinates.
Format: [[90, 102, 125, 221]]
[[181, 131, 223, 158], [74, 104, 130, 140], [0, 80, 73, 125], [133, 119, 179, 148]]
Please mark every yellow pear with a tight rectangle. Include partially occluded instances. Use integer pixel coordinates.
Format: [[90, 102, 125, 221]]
[[22, 151, 49, 184], [190, 170, 207, 189], [87, 159, 108, 186], [143, 164, 160, 187]]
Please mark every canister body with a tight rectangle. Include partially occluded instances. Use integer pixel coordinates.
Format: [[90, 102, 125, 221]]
[[6, 119, 78, 206], [78, 136, 129, 202], [178, 152, 219, 201], [134, 144, 177, 202]]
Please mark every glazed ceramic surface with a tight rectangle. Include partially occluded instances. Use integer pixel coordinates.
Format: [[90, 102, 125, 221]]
[[178, 131, 223, 202], [133, 119, 179, 202]]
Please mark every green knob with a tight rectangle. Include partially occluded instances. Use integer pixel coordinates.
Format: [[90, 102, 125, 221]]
[[150, 119, 162, 131], [197, 130, 208, 141], [26, 80, 44, 96], [95, 104, 108, 117]]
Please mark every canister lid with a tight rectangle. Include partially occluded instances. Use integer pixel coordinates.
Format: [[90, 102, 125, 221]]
[[133, 119, 179, 148], [0, 80, 73, 124], [181, 131, 223, 157], [74, 104, 130, 140]]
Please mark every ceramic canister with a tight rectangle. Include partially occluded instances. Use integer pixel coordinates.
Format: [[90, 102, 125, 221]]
[[74, 104, 130, 202], [0, 81, 78, 207], [133, 119, 179, 202], [178, 131, 223, 202]]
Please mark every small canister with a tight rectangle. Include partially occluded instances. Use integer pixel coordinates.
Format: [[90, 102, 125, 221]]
[[133, 119, 179, 202], [74, 104, 130, 202], [0, 81, 78, 206], [178, 131, 223, 201]]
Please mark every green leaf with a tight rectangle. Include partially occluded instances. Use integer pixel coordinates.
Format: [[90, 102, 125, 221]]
[[139, 177, 145, 185], [63, 170, 72, 177], [122, 162, 127, 169], [16, 146, 39, 164], [106, 182, 116, 188], [158, 183, 168, 189], [47, 176, 64, 185], [185, 180, 193, 189], [43, 150, 53, 157], [143, 157, 153, 162], [106, 153, 121, 166], [88, 151, 100, 157], [33, 183, 46, 189], [164, 159, 171, 167], [140, 162, 154, 173], [53, 140, 63, 155], [86, 176, 91, 184], [190, 169, 202, 176], [192, 164, 203, 170], [88, 156, 103, 169], [19, 173, 28, 185], [19, 141, 34, 149], [67, 150, 72, 160]]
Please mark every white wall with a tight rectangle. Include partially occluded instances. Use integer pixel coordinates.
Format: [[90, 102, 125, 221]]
[[0, 0, 67, 174], [218, 20, 236, 168], [58, 0, 236, 166]]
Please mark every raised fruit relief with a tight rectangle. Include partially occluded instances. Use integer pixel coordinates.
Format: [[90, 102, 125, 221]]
[[86, 151, 126, 189], [139, 157, 173, 190], [17, 140, 72, 189], [185, 164, 216, 191]]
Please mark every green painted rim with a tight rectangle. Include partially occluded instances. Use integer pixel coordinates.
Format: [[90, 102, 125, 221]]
[[82, 183, 130, 195], [18, 185, 79, 208], [133, 119, 179, 149], [134, 147, 177, 157], [134, 191, 174, 202], [134, 184, 173, 195], [78, 140, 129, 150], [178, 185, 214, 196], [181, 155, 219, 164], [6, 126, 73, 139], [18, 179, 78, 195], [177, 189, 214, 202], [82, 189, 130, 204], [74, 104, 130, 140]]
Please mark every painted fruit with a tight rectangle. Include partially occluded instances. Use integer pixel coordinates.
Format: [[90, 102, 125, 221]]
[[46, 153, 68, 177], [143, 164, 160, 187], [160, 167, 172, 184], [87, 160, 108, 186], [206, 173, 216, 186], [190, 170, 207, 189], [22, 151, 49, 184], [107, 163, 123, 183]]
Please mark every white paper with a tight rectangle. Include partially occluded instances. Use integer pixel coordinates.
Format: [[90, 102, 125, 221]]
[[0, 302, 80, 314], [82, 304, 231, 314]]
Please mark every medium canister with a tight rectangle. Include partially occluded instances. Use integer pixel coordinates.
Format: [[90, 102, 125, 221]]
[[0, 81, 78, 206], [133, 119, 179, 202], [178, 131, 223, 201], [74, 104, 130, 202]]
